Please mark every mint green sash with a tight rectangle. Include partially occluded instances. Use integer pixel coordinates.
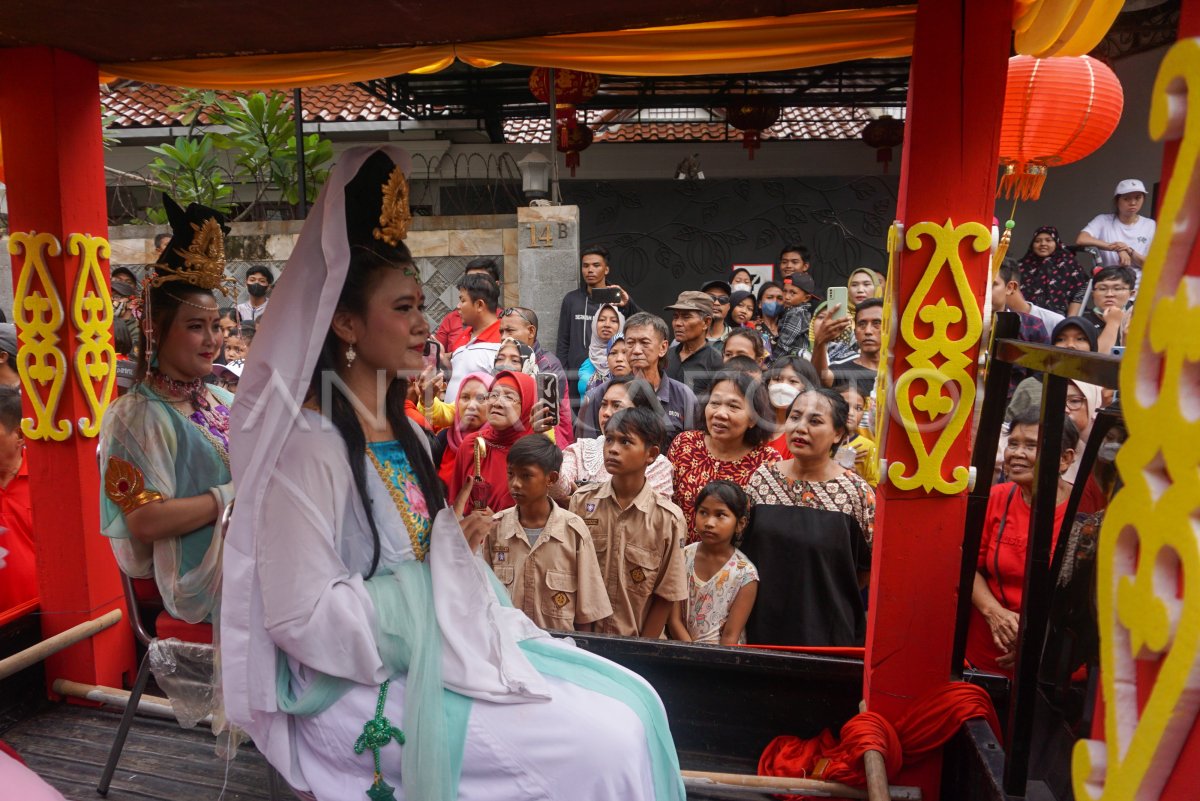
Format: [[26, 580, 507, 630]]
[[276, 559, 471, 800]]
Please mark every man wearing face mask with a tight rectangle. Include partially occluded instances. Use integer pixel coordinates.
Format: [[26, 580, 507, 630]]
[[237, 265, 274, 323]]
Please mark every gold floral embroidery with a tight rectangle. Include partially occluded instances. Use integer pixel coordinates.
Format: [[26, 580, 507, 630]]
[[365, 446, 430, 562], [104, 456, 163, 516], [154, 218, 236, 297]]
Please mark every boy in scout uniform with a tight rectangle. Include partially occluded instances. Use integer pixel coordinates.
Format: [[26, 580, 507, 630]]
[[569, 407, 687, 638], [484, 435, 611, 631]]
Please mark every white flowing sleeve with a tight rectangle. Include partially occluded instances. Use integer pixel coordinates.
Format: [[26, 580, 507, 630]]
[[256, 430, 389, 686]]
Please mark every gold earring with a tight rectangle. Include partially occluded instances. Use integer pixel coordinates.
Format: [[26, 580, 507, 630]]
[[346, 343, 357, 367]]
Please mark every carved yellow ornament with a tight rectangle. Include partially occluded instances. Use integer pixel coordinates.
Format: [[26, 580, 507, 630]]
[[68, 234, 117, 438], [1012, 0, 1124, 58], [1072, 38, 1200, 801], [886, 219, 989, 494], [9, 232, 71, 441]]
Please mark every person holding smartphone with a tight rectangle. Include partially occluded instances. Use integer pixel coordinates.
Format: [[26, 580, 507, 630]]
[[555, 246, 640, 373], [812, 298, 883, 394]]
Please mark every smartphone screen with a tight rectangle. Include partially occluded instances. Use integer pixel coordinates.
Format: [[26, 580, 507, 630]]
[[828, 286, 849, 319]]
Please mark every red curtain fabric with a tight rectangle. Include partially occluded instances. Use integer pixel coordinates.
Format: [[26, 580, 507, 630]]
[[759, 682, 1001, 797]]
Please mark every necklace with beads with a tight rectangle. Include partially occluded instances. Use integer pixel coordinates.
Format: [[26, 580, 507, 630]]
[[145, 369, 231, 467]]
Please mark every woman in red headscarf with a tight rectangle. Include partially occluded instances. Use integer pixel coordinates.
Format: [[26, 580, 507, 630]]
[[435, 372, 493, 489], [449, 370, 538, 513]]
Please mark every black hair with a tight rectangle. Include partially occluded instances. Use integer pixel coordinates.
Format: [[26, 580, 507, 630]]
[[1051, 316, 1099, 352], [779, 243, 809, 264], [465, 257, 501, 284], [113, 317, 134, 356], [307, 239, 445, 579], [504, 306, 540, 330], [1091, 266, 1136, 289], [609, 376, 667, 419], [581, 245, 610, 264], [855, 297, 884, 318], [765, 356, 820, 390], [723, 328, 765, 362], [237, 323, 257, 340], [694, 479, 751, 533], [731, 267, 753, 283], [456, 272, 500, 310], [508, 433, 563, 474], [0, 386, 21, 433], [723, 355, 763, 378], [757, 280, 783, 303], [706, 369, 772, 447], [1009, 406, 1080, 459], [788, 387, 852, 456], [607, 406, 666, 453], [153, 232, 172, 248], [134, 281, 216, 382], [998, 258, 1021, 286], [245, 265, 274, 284]]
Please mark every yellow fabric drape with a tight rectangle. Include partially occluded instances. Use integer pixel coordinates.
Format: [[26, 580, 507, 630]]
[[96, 7, 917, 90], [1012, 0, 1124, 57]]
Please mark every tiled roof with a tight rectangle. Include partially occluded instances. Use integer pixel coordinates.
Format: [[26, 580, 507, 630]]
[[102, 81, 873, 141], [102, 81, 402, 128], [503, 107, 873, 144]]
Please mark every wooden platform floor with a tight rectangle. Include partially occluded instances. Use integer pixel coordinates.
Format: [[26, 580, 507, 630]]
[[3, 701, 758, 800], [2, 703, 271, 801]]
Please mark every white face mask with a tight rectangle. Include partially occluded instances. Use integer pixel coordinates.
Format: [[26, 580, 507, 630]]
[[768, 382, 801, 410], [731, 282, 753, 293], [1097, 440, 1122, 463]]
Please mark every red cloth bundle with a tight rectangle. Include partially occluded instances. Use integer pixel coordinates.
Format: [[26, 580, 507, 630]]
[[758, 683, 1001, 797]]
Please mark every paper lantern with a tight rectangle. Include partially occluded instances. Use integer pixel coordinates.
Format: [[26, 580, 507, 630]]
[[861, 115, 904, 173], [998, 55, 1123, 200], [726, 98, 781, 161], [529, 68, 599, 151], [556, 119, 592, 177]]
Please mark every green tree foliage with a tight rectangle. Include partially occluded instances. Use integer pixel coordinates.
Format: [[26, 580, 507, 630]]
[[138, 91, 332, 221]]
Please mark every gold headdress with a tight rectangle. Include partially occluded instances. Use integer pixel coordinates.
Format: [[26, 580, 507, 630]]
[[373, 166, 412, 246], [150, 195, 237, 298]]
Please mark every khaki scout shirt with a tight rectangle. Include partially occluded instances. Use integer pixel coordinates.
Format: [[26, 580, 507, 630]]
[[485, 502, 612, 631], [568, 479, 688, 637]]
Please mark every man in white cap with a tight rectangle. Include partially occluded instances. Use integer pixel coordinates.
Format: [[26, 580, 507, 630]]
[[0, 325, 19, 388], [1076, 178, 1157, 271]]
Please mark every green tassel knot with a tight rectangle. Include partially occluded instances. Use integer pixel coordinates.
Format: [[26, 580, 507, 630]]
[[354, 680, 405, 801]]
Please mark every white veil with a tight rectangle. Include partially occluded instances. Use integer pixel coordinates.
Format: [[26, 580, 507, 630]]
[[221, 145, 411, 731]]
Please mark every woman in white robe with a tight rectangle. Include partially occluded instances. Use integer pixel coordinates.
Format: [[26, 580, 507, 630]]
[[221, 145, 684, 801]]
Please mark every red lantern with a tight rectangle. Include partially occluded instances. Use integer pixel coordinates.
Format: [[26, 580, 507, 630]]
[[529, 68, 599, 152], [556, 119, 592, 177], [725, 98, 781, 160], [860, 115, 904, 173], [998, 55, 1124, 200]]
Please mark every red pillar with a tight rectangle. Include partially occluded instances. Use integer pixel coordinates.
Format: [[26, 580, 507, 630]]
[[863, 1, 1011, 797], [0, 48, 134, 688]]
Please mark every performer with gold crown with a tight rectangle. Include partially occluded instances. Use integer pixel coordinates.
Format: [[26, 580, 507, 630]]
[[98, 197, 236, 624], [221, 146, 685, 801]]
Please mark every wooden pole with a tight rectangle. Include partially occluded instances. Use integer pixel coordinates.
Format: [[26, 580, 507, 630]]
[[681, 770, 921, 800], [0, 609, 122, 679]]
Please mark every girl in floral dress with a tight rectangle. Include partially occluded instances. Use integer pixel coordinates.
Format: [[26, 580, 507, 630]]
[[668, 480, 759, 645]]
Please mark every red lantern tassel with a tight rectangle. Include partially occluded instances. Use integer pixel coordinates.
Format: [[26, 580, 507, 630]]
[[742, 130, 761, 160], [997, 162, 1048, 201]]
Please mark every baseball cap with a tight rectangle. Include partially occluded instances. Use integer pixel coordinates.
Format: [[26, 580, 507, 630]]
[[1114, 179, 1146, 197], [699, 280, 732, 296], [213, 359, 245, 379], [665, 290, 716, 317], [0, 325, 16, 357], [783, 273, 817, 295]]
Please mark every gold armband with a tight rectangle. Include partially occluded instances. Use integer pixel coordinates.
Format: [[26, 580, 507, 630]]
[[105, 456, 163, 516]]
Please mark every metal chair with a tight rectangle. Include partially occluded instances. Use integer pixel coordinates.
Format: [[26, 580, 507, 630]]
[[96, 503, 230, 796]]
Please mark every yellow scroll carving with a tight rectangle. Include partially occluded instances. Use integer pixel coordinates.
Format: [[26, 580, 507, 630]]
[[68, 234, 117, 438], [886, 219, 989, 494], [1072, 38, 1200, 801], [9, 232, 71, 441]]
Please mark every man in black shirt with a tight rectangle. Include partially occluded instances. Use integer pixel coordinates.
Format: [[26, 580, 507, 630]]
[[665, 291, 723, 399], [555, 245, 639, 373]]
